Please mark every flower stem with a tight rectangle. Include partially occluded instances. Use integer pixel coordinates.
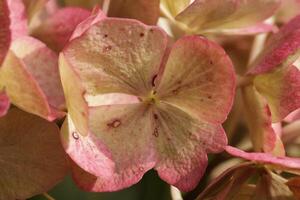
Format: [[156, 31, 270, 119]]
[[43, 193, 55, 200]]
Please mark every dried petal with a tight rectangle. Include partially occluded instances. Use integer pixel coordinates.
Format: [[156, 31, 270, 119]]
[[241, 85, 285, 156], [0, 108, 68, 200], [249, 14, 300, 74], [154, 103, 227, 191], [226, 146, 300, 173], [32, 7, 91, 52], [175, 0, 280, 34], [0, 36, 65, 121], [7, 0, 28, 39], [157, 36, 235, 124], [286, 177, 300, 198], [160, 0, 190, 16], [108, 0, 160, 25], [0, 0, 10, 66], [63, 18, 167, 96], [254, 65, 300, 122]]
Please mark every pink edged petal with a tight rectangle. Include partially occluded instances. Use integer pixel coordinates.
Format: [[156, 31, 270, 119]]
[[0, 36, 65, 121], [175, 0, 280, 34], [154, 103, 227, 192], [61, 101, 157, 191], [70, 9, 106, 40], [157, 36, 235, 124], [108, 0, 160, 25], [285, 108, 300, 122], [7, 0, 28, 40], [241, 85, 285, 156], [254, 65, 300, 122], [226, 146, 300, 173], [32, 7, 91, 52], [63, 18, 168, 96], [0, 108, 68, 200], [249, 14, 300, 75], [0, 90, 10, 117], [0, 0, 10, 66]]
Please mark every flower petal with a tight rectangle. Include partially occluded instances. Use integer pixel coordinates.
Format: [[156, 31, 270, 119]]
[[0, 90, 10, 117], [248, 14, 300, 75], [254, 65, 300, 122], [0, 0, 10, 66], [63, 18, 168, 96], [61, 102, 157, 191], [0, 108, 68, 200], [32, 7, 91, 52], [197, 163, 255, 200], [0, 36, 65, 121], [226, 146, 300, 173], [286, 177, 300, 198], [108, 0, 160, 25], [156, 36, 235, 124], [160, 0, 190, 16], [241, 85, 285, 156], [154, 103, 227, 191], [7, 0, 28, 40], [175, 0, 280, 34], [64, 0, 103, 9]]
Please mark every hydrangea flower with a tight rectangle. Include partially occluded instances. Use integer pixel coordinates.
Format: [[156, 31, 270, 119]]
[[59, 12, 236, 191]]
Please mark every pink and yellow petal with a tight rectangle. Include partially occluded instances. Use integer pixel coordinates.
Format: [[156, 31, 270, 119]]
[[154, 103, 227, 191], [61, 102, 157, 191], [249, 14, 300, 75], [32, 7, 91, 52], [175, 0, 280, 34], [254, 65, 300, 122], [226, 146, 300, 173], [0, 36, 65, 120], [241, 85, 285, 156], [108, 0, 160, 25], [63, 18, 167, 96], [0, 0, 10, 66], [0, 108, 68, 200], [7, 0, 28, 40], [157, 36, 235, 124]]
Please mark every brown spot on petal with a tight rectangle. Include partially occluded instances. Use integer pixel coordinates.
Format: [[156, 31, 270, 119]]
[[172, 88, 180, 95], [72, 132, 79, 140], [153, 127, 159, 137], [209, 60, 213, 65], [104, 34, 108, 38], [140, 33, 144, 37], [153, 113, 158, 120], [107, 119, 121, 128]]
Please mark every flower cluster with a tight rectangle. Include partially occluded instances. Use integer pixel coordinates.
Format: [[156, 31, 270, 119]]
[[1, 0, 300, 199]]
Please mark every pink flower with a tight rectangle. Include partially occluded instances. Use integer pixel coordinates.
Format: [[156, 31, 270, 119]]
[[59, 12, 236, 192]]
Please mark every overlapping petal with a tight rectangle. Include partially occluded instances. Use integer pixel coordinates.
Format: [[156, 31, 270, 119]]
[[63, 18, 168, 96], [226, 146, 300, 173], [32, 7, 91, 52], [241, 85, 285, 155], [60, 16, 235, 192], [249, 14, 300, 75], [0, 36, 65, 121], [0, 0, 10, 66], [254, 65, 300, 122], [0, 108, 68, 200], [157, 36, 235, 124], [174, 0, 280, 34], [160, 0, 190, 16], [108, 0, 160, 25]]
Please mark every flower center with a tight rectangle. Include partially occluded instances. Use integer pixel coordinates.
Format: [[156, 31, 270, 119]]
[[143, 90, 158, 105]]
